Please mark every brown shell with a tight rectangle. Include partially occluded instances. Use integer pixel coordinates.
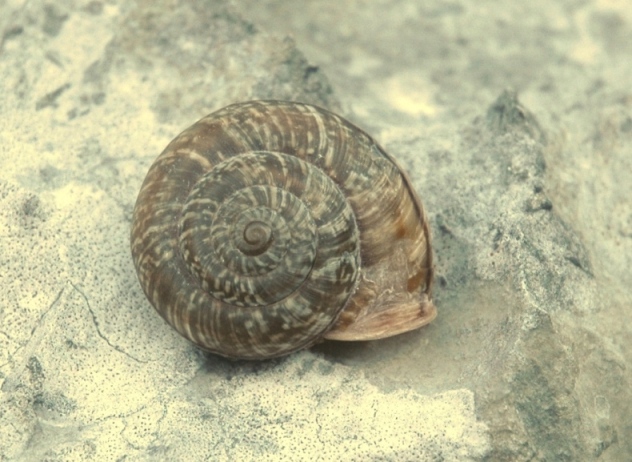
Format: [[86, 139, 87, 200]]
[[130, 100, 435, 359]]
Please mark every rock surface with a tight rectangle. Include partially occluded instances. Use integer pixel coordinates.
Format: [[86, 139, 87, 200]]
[[1, 0, 630, 461]]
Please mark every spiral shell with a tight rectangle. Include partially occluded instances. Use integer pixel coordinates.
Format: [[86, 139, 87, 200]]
[[131, 101, 435, 359]]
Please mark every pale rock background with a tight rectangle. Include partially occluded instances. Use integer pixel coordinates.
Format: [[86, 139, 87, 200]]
[[1, 0, 630, 461]]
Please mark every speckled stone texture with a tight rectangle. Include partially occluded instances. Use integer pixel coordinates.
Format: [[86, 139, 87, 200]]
[[1, 0, 630, 461]]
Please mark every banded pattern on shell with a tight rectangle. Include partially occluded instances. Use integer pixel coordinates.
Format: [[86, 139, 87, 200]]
[[131, 100, 436, 359]]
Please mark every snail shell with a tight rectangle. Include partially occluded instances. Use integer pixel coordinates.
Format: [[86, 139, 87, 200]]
[[131, 100, 435, 359]]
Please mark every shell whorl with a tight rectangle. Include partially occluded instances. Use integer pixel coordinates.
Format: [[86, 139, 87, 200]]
[[131, 101, 435, 359]]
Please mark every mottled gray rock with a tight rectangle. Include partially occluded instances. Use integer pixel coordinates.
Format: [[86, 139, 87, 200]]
[[233, 1, 632, 460], [1, 0, 630, 461]]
